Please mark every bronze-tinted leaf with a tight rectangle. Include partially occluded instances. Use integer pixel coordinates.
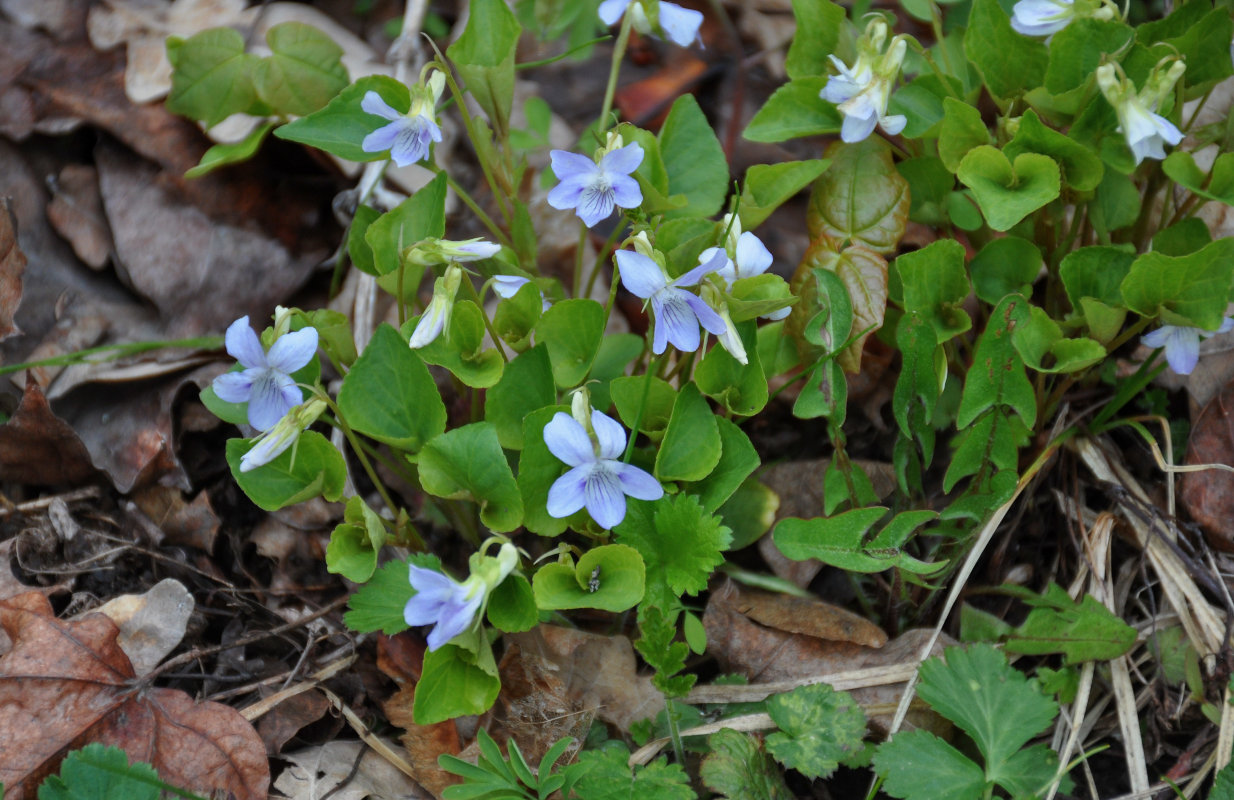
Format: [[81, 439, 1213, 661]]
[[1180, 378, 1234, 552]]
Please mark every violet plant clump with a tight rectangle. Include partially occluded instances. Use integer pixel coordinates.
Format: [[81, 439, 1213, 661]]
[[168, 0, 1234, 792]]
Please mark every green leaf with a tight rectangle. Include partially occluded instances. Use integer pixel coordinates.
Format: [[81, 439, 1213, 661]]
[[764, 683, 868, 780], [957, 294, 1036, 429], [1139, 4, 1234, 90], [365, 172, 448, 276], [773, 507, 943, 575], [1059, 245, 1133, 312], [1044, 18, 1133, 95], [253, 22, 349, 116], [165, 27, 260, 127], [344, 555, 440, 634], [943, 409, 1029, 492], [897, 156, 954, 224], [1004, 582, 1137, 663], [1089, 168, 1140, 235], [894, 239, 972, 342], [418, 422, 523, 532], [969, 236, 1040, 305], [655, 382, 722, 482], [326, 495, 387, 583], [348, 204, 380, 275], [492, 280, 542, 352], [739, 160, 830, 230], [536, 298, 605, 388], [785, 0, 845, 79], [485, 343, 555, 449], [873, 730, 986, 800], [888, 79, 947, 139], [532, 544, 646, 612], [185, 121, 275, 178], [447, 0, 521, 130], [996, 744, 1069, 798], [611, 376, 677, 440], [410, 300, 505, 388], [964, 0, 1047, 99], [1163, 151, 1234, 207], [586, 333, 643, 413], [275, 74, 410, 162], [226, 431, 346, 511], [1152, 218, 1212, 257], [486, 574, 539, 633], [700, 728, 794, 800], [338, 323, 447, 451], [1212, 759, 1234, 800], [956, 146, 1061, 231], [571, 743, 696, 800], [658, 95, 728, 219], [892, 313, 939, 486], [718, 476, 780, 550], [414, 641, 501, 724], [808, 137, 910, 254], [744, 77, 842, 143], [790, 244, 884, 374], [687, 417, 760, 513], [1004, 110, 1103, 192], [635, 606, 695, 696], [37, 744, 166, 800], [694, 321, 769, 416], [938, 98, 991, 173], [917, 644, 1059, 780], [515, 405, 572, 536], [1120, 238, 1234, 328], [616, 495, 731, 610], [1011, 304, 1106, 373]]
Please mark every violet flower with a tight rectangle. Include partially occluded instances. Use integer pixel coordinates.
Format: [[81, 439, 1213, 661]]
[[212, 316, 318, 432], [548, 136, 644, 228], [616, 247, 727, 355], [598, 0, 703, 48], [360, 71, 446, 167], [404, 543, 519, 651], [240, 398, 327, 473], [699, 213, 789, 321], [1142, 317, 1234, 374], [545, 410, 663, 530]]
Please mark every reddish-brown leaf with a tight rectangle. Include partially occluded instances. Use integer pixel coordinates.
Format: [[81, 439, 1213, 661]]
[[0, 197, 25, 341], [0, 591, 269, 799], [0, 374, 97, 485], [1180, 379, 1234, 552]]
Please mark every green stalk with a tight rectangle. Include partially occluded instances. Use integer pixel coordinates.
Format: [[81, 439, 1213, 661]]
[[0, 335, 223, 377], [596, 12, 635, 136]]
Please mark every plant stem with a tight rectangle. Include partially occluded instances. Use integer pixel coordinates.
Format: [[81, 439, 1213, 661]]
[[624, 353, 661, 463], [596, 12, 634, 136], [323, 399, 400, 519], [0, 335, 223, 377]]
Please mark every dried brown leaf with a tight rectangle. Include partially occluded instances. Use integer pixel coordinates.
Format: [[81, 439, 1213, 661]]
[[0, 591, 269, 799], [0, 197, 26, 341], [732, 586, 888, 648], [274, 739, 430, 800], [383, 684, 461, 799], [46, 164, 111, 270], [1180, 379, 1234, 552], [0, 374, 97, 485]]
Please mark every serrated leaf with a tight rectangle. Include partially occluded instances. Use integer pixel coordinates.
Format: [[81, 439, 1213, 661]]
[[37, 744, 165, 800], [616, 495, 731, 610], [1004, 583, 1136, 663], [700, 728, 793, 799], [873, 730, 986, 800], [808, 138, 910, 254], [571, 744, 696, 800], [764, 683, 868, 780]]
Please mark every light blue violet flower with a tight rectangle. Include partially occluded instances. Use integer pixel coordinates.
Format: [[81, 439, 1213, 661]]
[[820, 18, 907, 143], [617, 242, 727, 355], [240, 398, 327, 473], [212, 316, 318, 432], [405, 543, 519, 651], [598, 0, 704, 47], [360, 70, 446, 167], [548, 133, 644, 228], [545, 409, 663, 529], [1142, 317, 1234, 375], [699, 213, 788, 321], [493, 275, 551, 311]]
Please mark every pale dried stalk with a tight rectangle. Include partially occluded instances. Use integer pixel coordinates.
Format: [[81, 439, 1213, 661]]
[[319, 685, 421, 781], [685, 662, 918, 704], [240, 654, 355, 721]]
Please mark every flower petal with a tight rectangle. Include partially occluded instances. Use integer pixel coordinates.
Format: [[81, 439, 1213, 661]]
[[616, 250, 668, 299], [547, 464, 591, 518], [608, 173, 643, 210], [265, 327, 319, 373], [361, 90, 403, 121], [598, 0, 631, 25], [544, 412, 595, 467], [409, 565, 460, 602], [547, 179, 587, 211], [550, 150, 601, 183], [389, 119, 434, 166], [672, 249, 727, 287], [591, 410, 627, 460], [225, 316, 267, 369], [734, 232, 773, 278], [684, 291, 727, 335], [840, 109, 879, 143], [599, 142, 644, 176], [247, 370, 290, 431], [1166, 330, 1201, 374], [584, 464, 626, 529], [1141, 326, 1173, 349], [1218, 316, 1234, 334], [362, 120, 406, 155], [657, 1, 703, 47], [879, 114, 908, 136], [239, 427, 297, 472], [614, 462, 664, 501], [577, 183, 617, 227], [212, 369, 254, 404], [426, 592, 483, 651], [657, 291, 702, 353], [492, 275, 531, 299]]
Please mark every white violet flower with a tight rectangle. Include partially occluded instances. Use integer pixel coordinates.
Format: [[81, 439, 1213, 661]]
[[240, 398, 327, 473], [212, 316, 318, 432], [1096, 59, 1185, 166], [404, 543, 519, 651], [598, 0, 703, 48], [698, 213, 788, 321], [409, 265, 463, 349], [820, 19, 907, 144]]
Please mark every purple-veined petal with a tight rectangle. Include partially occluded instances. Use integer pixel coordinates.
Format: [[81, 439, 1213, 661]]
[[212, 369, 255, 404], [276, 372, 302, 415], [598, 0, 631, 25], [408, 301, 448, 349], [657, 292, 702, 353], [614, 462, 664, 501], [879, 114, 908, 136], [389, 119, 434, 166], [265, 327, 319, 373], [608, 173, 643, 210], [361, 90, 403, 121], [657, 1, 703, 47], [550, 150, 601, 183], [426, 592, 483, 651], [547, 464, 591, 518], [616, 250, 668, 299], [651, 299, 671, 354], [683, 291, 727, 335], [577, 182, 617, 227], [584, 463, 626, 529], [734, 232, 772, 278], [225, 316, 267, 369], [590, 410, 627, 460], [1166, 329, 1201, 374], [544, 412, 596, 467], [247, 370, 292, 432], [599, 142, 644, 176], [362, 120, 406, 156]]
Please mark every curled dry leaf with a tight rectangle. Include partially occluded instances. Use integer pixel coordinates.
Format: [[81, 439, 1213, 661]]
[[731, 585, 888, 648], [89, 577, 195, 677], [0, 374, 97, 485], [0, 591, 269, 799], [0, 197, 26, 341], [46, 164, 111, 270], [1180, 377, 1234, 552]]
